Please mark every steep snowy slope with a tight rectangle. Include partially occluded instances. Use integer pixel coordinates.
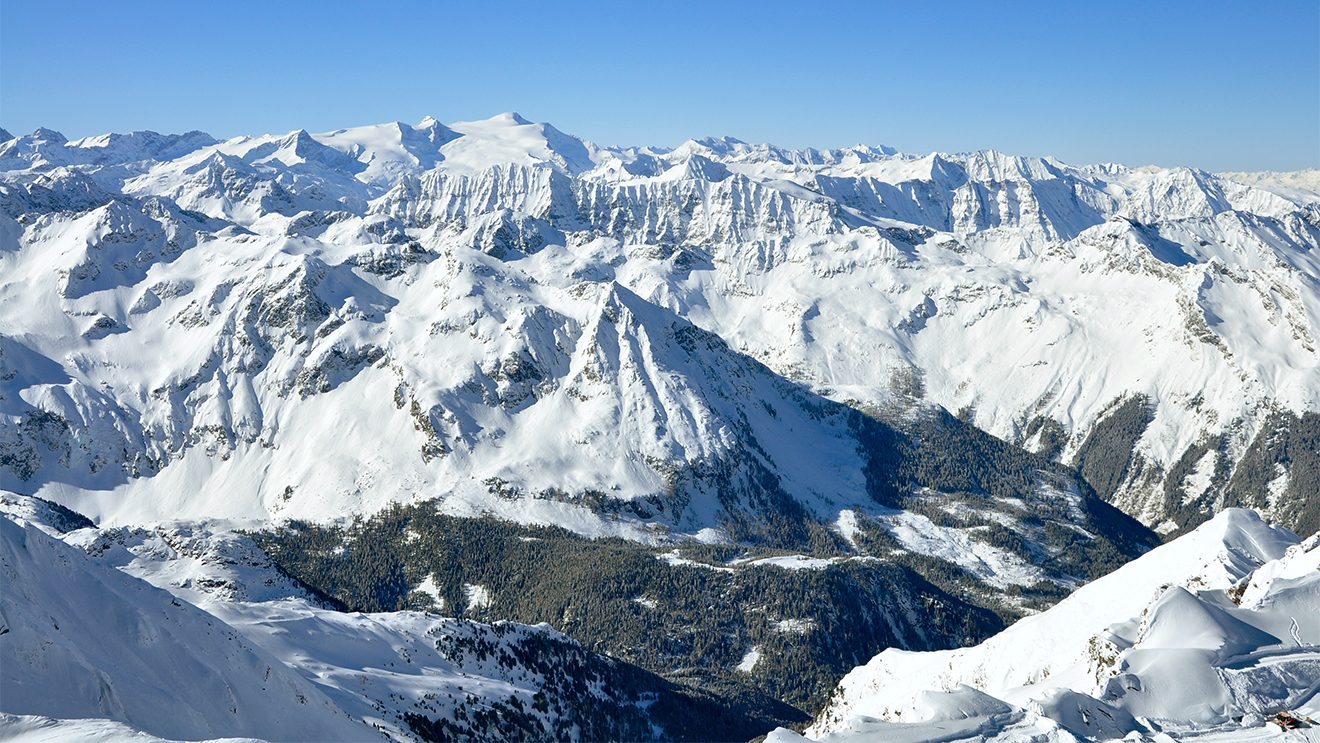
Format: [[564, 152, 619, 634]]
[[0, 495, 789, 742], [0, 714, 267, 743], [791, 509, 1320, 742], [0, 514, 365, 741], [1, 115, 1317, 539], [193, 602, 777, 742]]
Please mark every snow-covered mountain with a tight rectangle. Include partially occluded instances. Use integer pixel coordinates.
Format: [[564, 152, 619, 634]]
[[779, 508, 1319, 742], [0, 494, 779, 742], [0, 509, 364, 741], [2, 113, 1318, 741], [2, 114, 1317, 539]]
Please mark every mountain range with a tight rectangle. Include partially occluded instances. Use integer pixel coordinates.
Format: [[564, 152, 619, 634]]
[[1, 116, 1317, 741], [2, 115, 1316, 538]]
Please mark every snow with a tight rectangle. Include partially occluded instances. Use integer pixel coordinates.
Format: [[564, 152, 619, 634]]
[[1266, 465, 1291, 511], [207, 599, 569, 741], [2, 113, 1319, 741], [414, 574, 445, 610], [1219, 170, 1320, 204], [0, 498, 713, 743], [802, 509, 1320, 742], [0, 516, 365, 741], [462, 582, 492, 610], [878, 511, 1045, 588], [1238, 534, 1320, 608], [440, 113, 599, 175], [835, 509, 861, 548], [738, 647, 762, 673], [656, 550, 735, 572], [736, 554, 840, 570], [773, 618, 816, 634], [0, 714, 269, 743], [1181, 449, 1218, 505], [767, 686, 1078, 743]]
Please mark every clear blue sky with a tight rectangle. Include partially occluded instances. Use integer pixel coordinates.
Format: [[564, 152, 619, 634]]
[[2, 0, 1316, 171]]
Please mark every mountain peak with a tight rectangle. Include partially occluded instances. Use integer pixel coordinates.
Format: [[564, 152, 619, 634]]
[[438, 112, 597, 174], [29, 127, 67, 143], [694, 135, 748, 150], [281, 128, 315, 146], [491, 111, 532, 126], [666, 153, 732, 182], [673, 136, 746, 158]]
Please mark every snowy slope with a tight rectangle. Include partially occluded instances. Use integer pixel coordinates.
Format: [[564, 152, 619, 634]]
[[0, 514, 365, 741], [1220, 170, 1320, 204], [0, 714, 267, 743], [791, 509, 1320, 742], [1, 116, 1317, 539], [0, 494, 781, 742]]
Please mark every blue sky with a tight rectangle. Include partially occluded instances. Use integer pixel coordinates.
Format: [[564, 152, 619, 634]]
[[2, 0, 1316, 171]]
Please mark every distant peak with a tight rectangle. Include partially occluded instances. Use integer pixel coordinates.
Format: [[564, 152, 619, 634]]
[[188, 149, 246, 173], [669, 153, 732, 182], [30, 127, 67, 143], [695, 135, 747, 148], [493, 111, 533, 126], [678, 136, 747, 156], [847, 143, 899, 157], [417, 115, 440, 128]]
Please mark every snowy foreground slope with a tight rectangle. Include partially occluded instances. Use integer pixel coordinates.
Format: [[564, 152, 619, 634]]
[[0, 494, 770, 742], [772, 509, 1320, 742], [0, 514, 363, 741], [1, 117, 1318, 537]]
